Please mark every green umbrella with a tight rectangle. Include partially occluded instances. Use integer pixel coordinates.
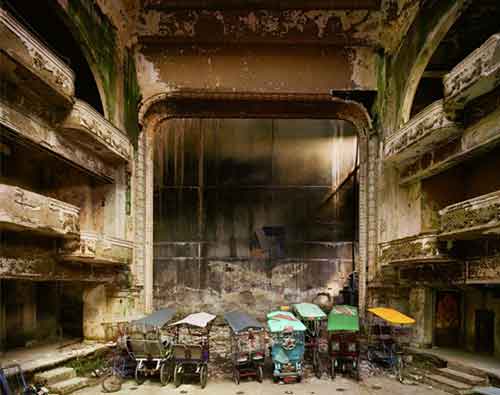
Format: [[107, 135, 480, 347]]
[[328, 305, 359, 332]]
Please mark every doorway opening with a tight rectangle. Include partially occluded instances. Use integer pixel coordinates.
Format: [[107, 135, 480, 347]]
[[434, 290, 462, 348]]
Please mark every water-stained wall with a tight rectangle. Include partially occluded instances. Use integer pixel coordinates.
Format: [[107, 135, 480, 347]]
[[153, 118, 357, 315]]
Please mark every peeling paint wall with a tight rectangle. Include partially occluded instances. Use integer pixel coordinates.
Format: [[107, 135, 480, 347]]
[[152, 118, 357, 315]]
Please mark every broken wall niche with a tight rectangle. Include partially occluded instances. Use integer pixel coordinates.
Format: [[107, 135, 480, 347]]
[[153, 118, 358, 316]]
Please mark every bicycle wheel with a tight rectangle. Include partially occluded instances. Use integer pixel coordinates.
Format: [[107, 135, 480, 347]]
[[102, 373, 122, 393], [135, 365, 145, 385], [160, 362, 171, 386], [395, 355, 404, 383]]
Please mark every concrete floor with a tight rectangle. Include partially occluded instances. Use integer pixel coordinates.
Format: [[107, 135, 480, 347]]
[[74, 376, 447, 395]]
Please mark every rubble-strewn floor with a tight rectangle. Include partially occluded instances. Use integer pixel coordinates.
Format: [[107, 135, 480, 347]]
[[73, 376, 448, 395]]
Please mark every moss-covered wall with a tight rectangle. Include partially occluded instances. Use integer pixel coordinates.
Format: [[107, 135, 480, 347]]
[[123, 48, 141, 146]]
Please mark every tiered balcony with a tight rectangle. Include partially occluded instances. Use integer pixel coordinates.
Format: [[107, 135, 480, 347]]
[[439, 190, 500, 239], [61, 100, 133, 162], [444, 33, 500, 117], [0, 184, 80, 238], [379, 233, 452, 266], [0, 8, 74, 106], [61, 231, 133, 266], [0, 100, 115, 181], [385, 100, 462, 163]]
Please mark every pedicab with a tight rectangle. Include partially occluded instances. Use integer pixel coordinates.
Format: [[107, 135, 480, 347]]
[[366, 307, 415, 382], [168, 312, 216, 389], [267, 310, 307, 383], [224, 311, 266, 384], [292, 303, 327, 378], [127, 307, 176, 386], [328, 305, 360, 380]]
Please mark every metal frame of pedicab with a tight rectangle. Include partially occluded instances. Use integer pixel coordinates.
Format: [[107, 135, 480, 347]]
[[292, 303, 328, 378], [224, 311, 266, 384], [267, 311, 307, 383], [328, 305, 360, 381], [366, 307, 415, 382], [127, 308, 176, 386], [168, 312, 216, 389]]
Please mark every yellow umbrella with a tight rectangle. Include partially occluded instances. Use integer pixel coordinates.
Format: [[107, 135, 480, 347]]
[[368, 307, 415, 325]]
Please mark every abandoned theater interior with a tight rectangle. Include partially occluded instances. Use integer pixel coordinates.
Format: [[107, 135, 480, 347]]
[[1, 0, 500, 392]]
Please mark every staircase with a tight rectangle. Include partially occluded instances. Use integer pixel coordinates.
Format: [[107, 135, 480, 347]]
[[34, 367, 90, 395], [423, 363, 489, 394]]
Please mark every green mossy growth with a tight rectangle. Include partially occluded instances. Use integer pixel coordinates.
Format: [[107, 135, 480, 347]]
[[123, 48, 141, 146]]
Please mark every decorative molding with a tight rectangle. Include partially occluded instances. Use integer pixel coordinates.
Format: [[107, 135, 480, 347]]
[[444, 33, 500, 116], [0, 8, 75, 98], [0, 100, 115, 182], [399, 262, 464, 285], [61, 99, 132, 162], [0, 183, 80, 238], [466, 255, 500, 283], [439, 190, 500, 239], [385, 100, 462, 162], [378, 233, 452, 266], [61, 231, 134, 266]]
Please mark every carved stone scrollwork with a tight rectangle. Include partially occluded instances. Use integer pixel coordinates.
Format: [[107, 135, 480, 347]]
[[439, 190, 500, 239], [444, 33, 500, 116], [466, 255, 500, 283], [379, 233, 452, 266], [384, 100, 462, 163]]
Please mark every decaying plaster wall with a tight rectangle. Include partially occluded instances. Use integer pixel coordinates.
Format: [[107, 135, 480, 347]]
[[152, 118, 357, 316]]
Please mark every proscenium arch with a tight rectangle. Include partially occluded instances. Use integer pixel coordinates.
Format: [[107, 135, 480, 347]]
[[135, 90, 375, 315], [397, 0, 469, 126]]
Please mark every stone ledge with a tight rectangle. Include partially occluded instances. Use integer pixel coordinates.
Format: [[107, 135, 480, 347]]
[[466, 255, 500, 284], [439, 190, 500, 239], [444, 33, 500, 117], [379, 233, 453, 266], [0, 100, 115, 181], [0, 8, 74, 100], [385, 100, 462, 163], [61, 100, 132, 162], [0, 183, 80, 238], [61, 231, 133, 266]]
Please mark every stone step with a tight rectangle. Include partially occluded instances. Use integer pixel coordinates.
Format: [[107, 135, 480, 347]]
[[34, 367, 76, 386], [424, 373, 472, 395], [48, 377, 90, 395], [437, 367, 487, 386], [447, 361, 490, 379]]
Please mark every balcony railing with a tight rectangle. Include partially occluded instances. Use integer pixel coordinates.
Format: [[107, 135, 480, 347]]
[[439, 190, 500, 239], [444, 33, 500, 117], [379, 233, 452, 266], [0, 8, 75, 100], [61, 100, 133, 162], [385, 100, 462, 163], [0, 184, 80, 238], [61, 231, 133, 266]]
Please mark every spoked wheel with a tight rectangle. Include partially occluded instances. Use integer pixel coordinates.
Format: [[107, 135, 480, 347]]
[[102, 372, 122, 393], [160, 362, 172, 386], [257, 366, 263, 383], [233, 368, 240, 385], [353, 358, 360, 382], [135, 366, 145, 385], [395, 355, 404, 383], [174, 365, 182, 388], [330, 359, 336, 380], [200, 364, 208, 389], [314, 351, 322, 379]]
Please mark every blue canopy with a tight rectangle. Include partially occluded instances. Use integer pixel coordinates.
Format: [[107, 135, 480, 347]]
[[224, 311, 264, 333], [132, 308, 176, 329]]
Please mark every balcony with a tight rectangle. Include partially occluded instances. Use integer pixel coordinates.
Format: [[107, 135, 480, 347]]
[[0, 184, 80, 238], [439, 190, 500, 239], [444, 33, 500, 117], [0, 8, 74, 107], [385, 100, 462, 163], [61, 231, 133, 266], [61, 100, 133, 162], [379, 233, 452, 266], [0, 100, 115, 182]]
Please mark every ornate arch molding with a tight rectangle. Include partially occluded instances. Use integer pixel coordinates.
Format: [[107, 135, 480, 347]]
[[135, 88, 376, 315], [138, 89, 373, 137]]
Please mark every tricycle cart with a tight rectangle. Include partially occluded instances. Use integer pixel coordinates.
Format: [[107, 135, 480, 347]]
[[292, 303, 327, 378], [168, 312, 216, 389], [267, 310, 306, 383], [366, 307, 415, 382], [128, 307, 176, 386], [327, 305, 360, 380], [224, 311, 266, 384]]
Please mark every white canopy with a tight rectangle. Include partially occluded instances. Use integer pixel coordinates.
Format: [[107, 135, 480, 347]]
[[170, 312, 216, 328]]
